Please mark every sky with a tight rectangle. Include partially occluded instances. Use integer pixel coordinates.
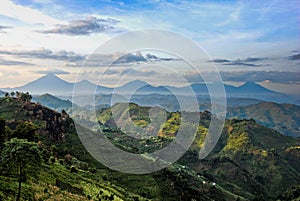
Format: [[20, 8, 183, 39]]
[[0, 0, 299, 94]]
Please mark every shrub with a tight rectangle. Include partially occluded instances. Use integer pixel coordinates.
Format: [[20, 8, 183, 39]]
[[64, 154, 72, 165], [89, 168, 97, 173], [58, 159, 64, 165], [79, 162, 89, 170], [49, 156, 55, 164], [70, 166, 78, 173]]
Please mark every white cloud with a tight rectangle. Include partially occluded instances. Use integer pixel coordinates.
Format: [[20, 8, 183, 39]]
[[215, 3, 242, 26], [0, 0, 63, 26]]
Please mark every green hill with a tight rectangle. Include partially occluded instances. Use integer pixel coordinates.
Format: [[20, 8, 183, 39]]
[[32, 93, 73, 112], [97, 103, 300, 200], [0, 97, 241, 201], [227, 102, 300, 137]]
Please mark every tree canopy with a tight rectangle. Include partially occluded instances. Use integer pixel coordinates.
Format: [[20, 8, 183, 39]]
[[0, 138, 42, 201], [11, 121, 38, 141]]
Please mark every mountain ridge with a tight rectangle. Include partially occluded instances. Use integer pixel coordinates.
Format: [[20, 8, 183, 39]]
[[227, 101, 300, 137], [0, 73, 279, 93], [1, 74, 298, 105]]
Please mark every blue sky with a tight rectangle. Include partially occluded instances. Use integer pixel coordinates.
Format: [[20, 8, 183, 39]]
[[0, 0, 299, 94]]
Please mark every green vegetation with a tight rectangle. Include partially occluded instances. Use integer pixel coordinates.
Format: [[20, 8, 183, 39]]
[[0, 138, 41, 201], [227, 102, 300, 137], [32, 93, 73, 112], [0, 96, 299, 200]]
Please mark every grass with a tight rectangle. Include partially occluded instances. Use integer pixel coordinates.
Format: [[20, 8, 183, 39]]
[[1, 98, 300, 200]]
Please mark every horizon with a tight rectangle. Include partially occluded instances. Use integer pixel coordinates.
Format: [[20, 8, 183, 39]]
[[0, 72, 285, 93]]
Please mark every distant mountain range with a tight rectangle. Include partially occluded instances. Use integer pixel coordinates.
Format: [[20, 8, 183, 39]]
[[1, 73, 299, 105]]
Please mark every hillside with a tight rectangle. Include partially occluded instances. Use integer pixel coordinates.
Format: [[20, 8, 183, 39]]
[[227, 102, 300, 137], [0, 97, 241, 201], [32, 93, 73, 112], [97, 103, 300, 200], [1, 97, 299, 200]]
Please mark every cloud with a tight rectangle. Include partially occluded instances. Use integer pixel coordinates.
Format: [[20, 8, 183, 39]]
[[66, 52, 179, 67], [220, 71, 300, 84], [113, 52, 179, 65], [103, 69, 119, 75], [210, 59, 230, 63], [242, 57, 268, 62], [289, 54, 300, 60], [0, 48, 84, 62], [113, 52, 147, 64], [184, 70, 300, 84], [223, 61, 263, 67], [0, 58, 34, 66], [38, 16, 125, 36], [0, 25, 12, 33], [215, 2, 242, 26], [34, 69, 70, 75], [0, 0, 62, 26], [211, 57, 269, 67], [120, 69, 159, 77]]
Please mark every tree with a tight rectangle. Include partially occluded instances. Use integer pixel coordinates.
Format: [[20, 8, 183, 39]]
[[17, 92, 32, 103], [0, 138, 42, 201], [10, 91, 15, 97], [5, 92, 9, 98], [16, 91, 20, 99], [11, 121, 38, 141], [0, 117, 5, 149], [23, 92, 32, 102]]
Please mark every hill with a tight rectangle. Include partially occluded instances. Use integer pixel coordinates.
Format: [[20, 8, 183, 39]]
[[96, 103, 300, 200], [0, 97, 241, 201], [1, 97, 299, 200], [227, 102, 300, 137], [32, 93, 73, 112]]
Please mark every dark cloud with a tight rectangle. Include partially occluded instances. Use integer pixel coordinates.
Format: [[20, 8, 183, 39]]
[[223, 61, 263, 67], [114, 52, 147, 64], [34, 69, 70, 75], [0, 26, 12, 29], [67, 52, 179, 67], [38, 17, 125, 36], [0, 25, 12, 33], [185, 71, 300, 84], [211, 57, 269, 67], [289, 54, 300, 60], [0, 58, 34, 66], [113, 52, 179, 65], [210, 59, 230, 63], [0, 48, 84, 62]]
